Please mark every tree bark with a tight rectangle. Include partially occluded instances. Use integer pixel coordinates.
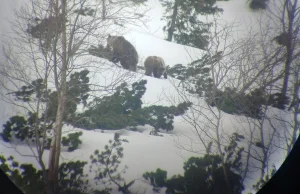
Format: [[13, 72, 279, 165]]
[[102, 0, 106, 19], [281, 0, 297, 97], [214, 109, 232, 194], [47, 0, 67, 193], [167, 0, 179, 41]]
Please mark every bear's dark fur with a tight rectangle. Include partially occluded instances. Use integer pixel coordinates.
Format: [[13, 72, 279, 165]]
[[107, 35, 138, 72], [144, 56, 167, 79]]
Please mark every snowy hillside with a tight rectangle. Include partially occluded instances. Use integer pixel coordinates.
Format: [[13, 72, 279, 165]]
[[0, 64, 289, 194], [0, 0, 297, 194]]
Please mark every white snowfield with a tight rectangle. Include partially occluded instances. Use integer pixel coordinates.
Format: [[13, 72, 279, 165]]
[[0, 0, 296, 194], [0, 66, 290, 194]]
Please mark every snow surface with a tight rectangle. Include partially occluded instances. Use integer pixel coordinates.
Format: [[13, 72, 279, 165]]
[[0, 0, 296, 194]]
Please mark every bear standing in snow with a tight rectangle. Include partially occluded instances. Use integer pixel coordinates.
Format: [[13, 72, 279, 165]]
[[106, 34, 138, 72], [144, 56, 167, 79]]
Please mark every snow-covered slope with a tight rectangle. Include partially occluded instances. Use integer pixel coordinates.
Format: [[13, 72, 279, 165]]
[[0, 0, 295, 194], [0, 68, 289, 194]]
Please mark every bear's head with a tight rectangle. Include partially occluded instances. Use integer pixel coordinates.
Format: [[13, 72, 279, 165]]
[[107, 34, 125, 48]]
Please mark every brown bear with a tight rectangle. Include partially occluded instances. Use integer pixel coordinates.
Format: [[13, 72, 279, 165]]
[[106, 34, 138, 72], [144, 56, 167, 79]]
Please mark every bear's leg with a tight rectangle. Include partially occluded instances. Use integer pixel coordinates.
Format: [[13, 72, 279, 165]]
[[163, 72, 167, 79], [157, 68, 167, 79], [145, 71, 152, 76], [127, 58, 137, 72], [112, 57, 120, 63], [153, 67, 159, 78], [120, 60, 129, 70], [156, 67, 166, 79], [112, 52, 120, 63], [112, 57, 119, 63], [145, 65, 153, 76], [129, 64, 137, 72]]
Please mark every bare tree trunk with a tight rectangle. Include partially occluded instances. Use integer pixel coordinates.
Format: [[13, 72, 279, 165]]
[[102, 0, 106, 19], [281, 0, 297, 97], [47, 0, 67, 193], [215, 109, 232, 194], [242, 121, 254, 183], [286, 63, 300, 154], [167, 0, 179, 41]]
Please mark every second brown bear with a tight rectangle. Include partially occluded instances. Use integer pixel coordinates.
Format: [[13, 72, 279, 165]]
[[144, 56, 167, 79]]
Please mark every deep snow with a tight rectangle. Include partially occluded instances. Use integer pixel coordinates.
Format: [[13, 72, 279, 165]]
[[0, 0, 296, 194]]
